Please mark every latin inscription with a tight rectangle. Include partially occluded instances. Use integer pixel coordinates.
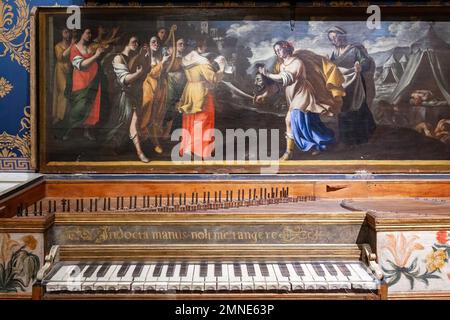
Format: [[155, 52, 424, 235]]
[[53, 224, 360, 245]]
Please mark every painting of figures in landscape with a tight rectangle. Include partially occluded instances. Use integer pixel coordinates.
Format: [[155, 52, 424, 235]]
[[41, 10, 450, 169]]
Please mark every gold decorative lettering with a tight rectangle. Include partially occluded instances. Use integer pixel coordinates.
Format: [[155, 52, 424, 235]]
[[280, 226, 324, 243], [94, 226, 109, 243], [60, 225, 327, 245]]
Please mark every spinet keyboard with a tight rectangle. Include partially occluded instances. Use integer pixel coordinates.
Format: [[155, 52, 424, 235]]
[[43, 261, 379, 293]]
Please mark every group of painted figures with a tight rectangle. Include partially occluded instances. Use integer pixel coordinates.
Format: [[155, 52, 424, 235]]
[[52, 24, 376, 162]]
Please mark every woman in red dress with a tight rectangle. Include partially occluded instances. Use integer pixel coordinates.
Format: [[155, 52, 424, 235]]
[[177, 38, 224, 159], [63, 28, 104, 141]]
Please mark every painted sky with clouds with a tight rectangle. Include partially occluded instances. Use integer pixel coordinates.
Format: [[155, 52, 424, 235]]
[[219, 21, 450, 63]]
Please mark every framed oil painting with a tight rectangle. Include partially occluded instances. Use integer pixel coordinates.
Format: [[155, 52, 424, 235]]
[[32, 5, 450, 173]]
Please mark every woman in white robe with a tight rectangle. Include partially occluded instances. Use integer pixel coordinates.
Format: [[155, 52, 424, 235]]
[[105, 35, 148, 162]]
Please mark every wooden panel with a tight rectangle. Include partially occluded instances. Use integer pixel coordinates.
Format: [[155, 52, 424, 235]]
[[0, 215, 53, 233], [0, 293, 32, 300], [31, 179, 450, 200], [58, 244, 362, 261], [314, 181, 369, 199], [389, 292, 450, 300], [53, 211, 367, 224], [0, 181, 45, 218], [367, 181, 450, 198], [45, 180, 315, 198], [42, 292, 380, 300]]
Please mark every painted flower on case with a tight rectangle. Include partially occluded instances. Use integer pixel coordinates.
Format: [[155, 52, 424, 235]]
[[426, 249, 447, 272], [427, 230, 450, 274], [381, 233, 441, 289], [437, 230, 449, 245], [0, 234, 40, 292]]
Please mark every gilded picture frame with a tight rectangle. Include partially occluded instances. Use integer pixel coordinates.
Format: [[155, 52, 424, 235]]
[[31, 5, 450, 173]]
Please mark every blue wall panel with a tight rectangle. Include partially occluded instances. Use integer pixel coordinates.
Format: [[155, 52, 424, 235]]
[[0, 0, 83, 171]]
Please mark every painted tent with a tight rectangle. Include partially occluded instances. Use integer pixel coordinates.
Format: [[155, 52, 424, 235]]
[[390, 26, 450, 106], [399, 54, 408, 71], [379, 54, 403, 84]]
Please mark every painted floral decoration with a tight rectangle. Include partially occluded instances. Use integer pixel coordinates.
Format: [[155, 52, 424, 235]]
[[0, 234, 40, 292], [426, 249, 447, 272], [437, 230, 448, 245], [428, 230, 450, 279], [381, 233, 440, 289]]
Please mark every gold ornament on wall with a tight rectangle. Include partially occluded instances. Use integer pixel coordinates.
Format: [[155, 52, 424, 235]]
[[0, 0, 31, 71], [0, 105, 31, 158], [0, 76, 13, 98]]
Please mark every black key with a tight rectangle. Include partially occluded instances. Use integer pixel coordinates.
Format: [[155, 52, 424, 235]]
[[233, 263, 242, 277], [325, 263, 338, 276], [200, 263, 208, 277], [259, 263, 269, 277], [292, 262, 305, 277], [96, 263, 111, 278], [70, 263, 86, 277], [337, 263, 352, 277], [179, 263, 188, 277], [214, 264, 222, 277], [82, 264, 98, 278], [278, 263, 290, 277], [246, 263, 256, 277], [311, 263, 325, 277], [132, 263, 144, 278], [117, 263, 130, 277], [166, 263, 175, 277], [153, 263, 163, 277]]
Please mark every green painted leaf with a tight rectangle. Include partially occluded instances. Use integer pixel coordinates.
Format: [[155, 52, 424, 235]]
[[388, 272, 401, 287], [403, 273, 415, 290], [386, 259, 399, 270], [409, 257, 418, 272], [382, 266, 396, 275]]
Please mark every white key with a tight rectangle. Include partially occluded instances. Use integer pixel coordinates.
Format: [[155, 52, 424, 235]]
[[240, 263, 255, 291], [156, 264, 170, 291], [228, 263, 242, 291], [117, 264, 136, 291], [179, 264, 195, 291], [167, 264, 182, 291], [259, 263, 278, 290], [286, 263, 305, 290], [305, 263, 328, 290], [349, 263, 377, 290], [131, 265, 151, 291], [46, 264, 73, 282], [272, 264, 291, 291], [320, 263, 348, 290], [105, 264, 133, 291], [352, 263, 376, 282], [66, 265, 89, 291], [192, 264, 205, 291], [45, 265, 78, 292], [336, 263, 363, 289], [45, 264, 73, 285], [331, 263, 352, 283], [216, 264, 230, 291], [252, 263, 267, 291], [93, 264, 120, 291], [205, 263, 217, 291], [144, 264, 161, 291], [327, 263, 351, 290], [81, 265, 102, 291], [292, 262, 315, 287]]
